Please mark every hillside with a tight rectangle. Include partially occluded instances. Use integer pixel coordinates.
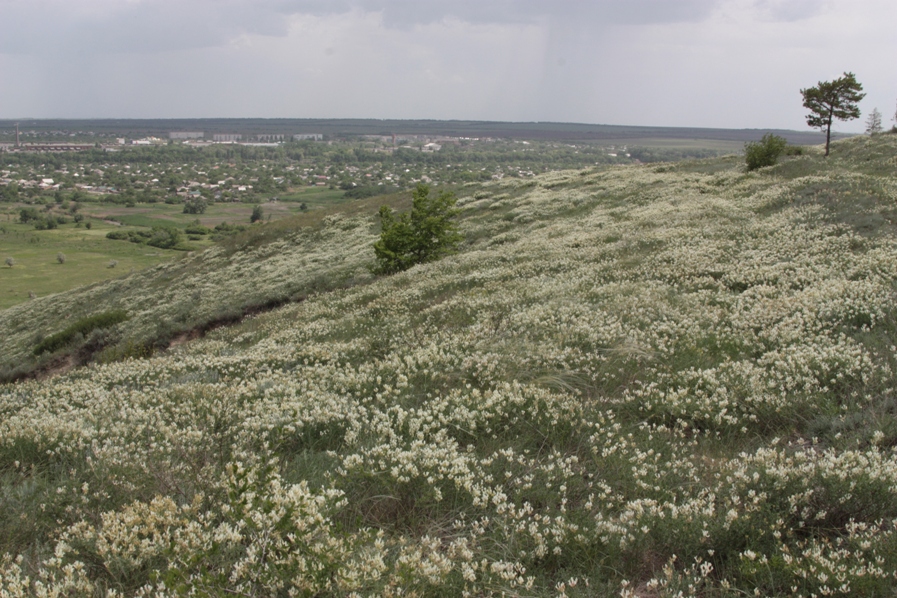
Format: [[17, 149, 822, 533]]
[[2, 134, 897, 596]]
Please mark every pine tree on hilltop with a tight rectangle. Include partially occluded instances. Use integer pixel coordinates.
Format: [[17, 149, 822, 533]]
[[800, 72, 865, 156]]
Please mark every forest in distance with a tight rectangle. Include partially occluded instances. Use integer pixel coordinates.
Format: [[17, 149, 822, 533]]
[[0, 117, 842, 146]]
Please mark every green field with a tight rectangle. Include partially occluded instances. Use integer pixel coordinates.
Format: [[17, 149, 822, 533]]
[[0, 188, 357, 310], [0, 220, 180, 310]]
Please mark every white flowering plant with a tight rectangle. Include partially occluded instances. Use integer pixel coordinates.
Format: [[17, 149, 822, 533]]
[[3, 134, 897, 596]]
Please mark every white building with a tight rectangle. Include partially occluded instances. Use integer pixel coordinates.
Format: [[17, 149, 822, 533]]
[[169, 132, 204, 140]]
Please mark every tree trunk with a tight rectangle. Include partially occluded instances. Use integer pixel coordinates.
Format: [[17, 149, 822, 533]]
[[825, 122, 831, 156], [824, 106, 834, 157]]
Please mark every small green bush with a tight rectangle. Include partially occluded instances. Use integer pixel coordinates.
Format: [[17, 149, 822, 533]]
[[344, 185, 399, 199], [33, 310, 129, 356], [146, 226, 183, 249], [745, 133, 788, 171], [211, 221, 247, 241], [373, 183, 462, 275], [185, 224, 211, 235]]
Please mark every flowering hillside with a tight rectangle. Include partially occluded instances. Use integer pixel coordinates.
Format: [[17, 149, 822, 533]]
[[3, 135, 897, 596]]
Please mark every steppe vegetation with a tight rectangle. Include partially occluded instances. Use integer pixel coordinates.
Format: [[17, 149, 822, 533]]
[[1, 138, 706, 309], [2, 133, 897, 596]]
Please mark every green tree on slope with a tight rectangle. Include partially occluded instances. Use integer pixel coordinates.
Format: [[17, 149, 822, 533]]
[[373, 183, 462, 274], [800, 72, 865, 156]]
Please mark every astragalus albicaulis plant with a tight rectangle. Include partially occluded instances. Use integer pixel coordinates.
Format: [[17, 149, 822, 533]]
[[3, 134, 897, 596]]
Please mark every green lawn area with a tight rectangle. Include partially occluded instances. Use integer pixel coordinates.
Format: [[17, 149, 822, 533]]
[[75, 188, 351, 228], [78, 201, 292, 228], [0, 220, 180, 310], [275, 186, 349, 207], [0, 189, 363, 311]]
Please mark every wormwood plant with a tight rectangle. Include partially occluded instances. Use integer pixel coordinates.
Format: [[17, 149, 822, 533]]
[[373, 183, 462, 274]]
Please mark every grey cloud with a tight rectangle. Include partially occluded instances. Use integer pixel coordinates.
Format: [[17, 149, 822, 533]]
[[275, 0, 721, 28], [752, 0, 826, 22], [1, 0, 721, 56], [0, 0, 290, 55]]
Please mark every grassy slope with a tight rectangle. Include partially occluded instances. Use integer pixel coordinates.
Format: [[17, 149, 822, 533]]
[[2, 135, 897, 595], [0, 192, 415, 381]]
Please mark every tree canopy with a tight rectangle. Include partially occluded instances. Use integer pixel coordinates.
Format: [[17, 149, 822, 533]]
[[373, 184, 462, 275], [800, 72, 865, 156]]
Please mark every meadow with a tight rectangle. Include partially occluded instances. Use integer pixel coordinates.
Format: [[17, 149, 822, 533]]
[[0, 220, 180, 311], [0, 187, 350, 311], [1, 134, 897, 596]]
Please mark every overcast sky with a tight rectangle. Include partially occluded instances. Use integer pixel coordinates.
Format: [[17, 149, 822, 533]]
[[1, 0, 894, 131]]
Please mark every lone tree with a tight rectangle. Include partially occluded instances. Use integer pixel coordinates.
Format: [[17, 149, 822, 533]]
[[373, 183, 462, 275], [183, 197, 208, 215], [250, 205, 263, 223], [800, 72, 865, 156], [865, 108, 883, 135]]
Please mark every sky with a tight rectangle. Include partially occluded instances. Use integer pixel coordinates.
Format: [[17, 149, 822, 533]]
[[1, 0, 895, 132]]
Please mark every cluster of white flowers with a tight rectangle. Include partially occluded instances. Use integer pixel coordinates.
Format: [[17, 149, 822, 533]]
[[3, 134, 897, 595]]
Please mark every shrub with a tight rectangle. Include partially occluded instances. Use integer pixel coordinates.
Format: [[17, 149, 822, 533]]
[[250, 205, 263, 223], [56, 253, 66, 264], [33, 217, 58, 230], [373, 183, 462, 275], [33, 310, 129, 356], [344, 185, 399, 199], [211, 221, 247, 241], [4, 257, 13, 268], [744, 133, 788, 171], [183, 197, 208, 214], [185, 224, 211, 235], [18, 207, 41, 224], [146, 226, 183, 249]]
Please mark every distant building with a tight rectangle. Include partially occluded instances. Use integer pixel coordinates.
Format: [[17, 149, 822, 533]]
[[293, 134, 323, 141], [169, 132, 204, 140], [256, 134, 284, 142], [131, 137, 164, 145], [213, 134, 242, 142]]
